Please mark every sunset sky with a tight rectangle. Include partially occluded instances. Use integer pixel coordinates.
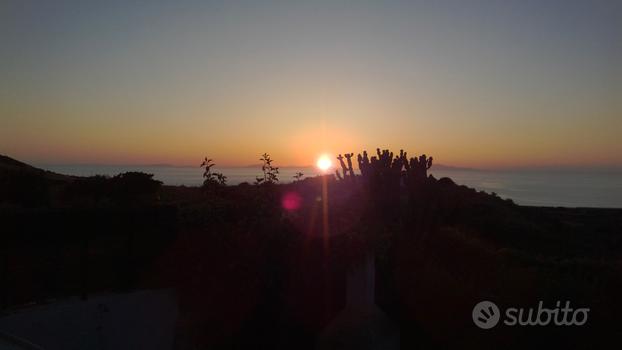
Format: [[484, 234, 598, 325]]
[[1, 0, 621, 168]]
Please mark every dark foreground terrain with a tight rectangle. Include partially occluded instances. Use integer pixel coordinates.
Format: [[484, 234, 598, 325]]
[[1, 154, 621, 349]]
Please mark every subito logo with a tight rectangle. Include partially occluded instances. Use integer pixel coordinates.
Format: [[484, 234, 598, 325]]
[[472, 301, 500, 329]]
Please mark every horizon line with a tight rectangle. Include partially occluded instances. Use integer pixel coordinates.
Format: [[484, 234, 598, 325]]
[[32, 162, 622, 173]]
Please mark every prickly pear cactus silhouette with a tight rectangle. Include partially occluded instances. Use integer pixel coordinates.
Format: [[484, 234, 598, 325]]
[[357, 151, 371, 177], [405, 154, 433, 183], [335, 153, 355, 182], [335, 147, 434, 210]]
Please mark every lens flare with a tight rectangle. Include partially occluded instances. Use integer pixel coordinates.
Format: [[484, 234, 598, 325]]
[[281, 191, 302, 211]]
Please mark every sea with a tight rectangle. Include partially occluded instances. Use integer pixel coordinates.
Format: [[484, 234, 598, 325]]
[[40, 164, 622, 208]]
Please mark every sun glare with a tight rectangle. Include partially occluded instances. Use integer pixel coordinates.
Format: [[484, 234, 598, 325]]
[[316, 155, 332, 171]]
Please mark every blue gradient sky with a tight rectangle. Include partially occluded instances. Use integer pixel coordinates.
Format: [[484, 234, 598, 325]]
[[1, 0, 620, 167]]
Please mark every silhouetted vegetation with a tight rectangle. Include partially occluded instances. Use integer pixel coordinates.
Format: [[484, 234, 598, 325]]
[[60, 172, 162, 207], [255, 153, 279, 185], [200, 157, 227, 190], [1, 152, 620, 349], [62, 175, 111, 206], [293, 171, 304, 182], [110, 172, 162, 205]]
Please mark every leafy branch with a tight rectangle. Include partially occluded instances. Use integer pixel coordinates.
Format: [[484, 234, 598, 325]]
[[200, 158, 227, 188], [255, 153, 279, 185]]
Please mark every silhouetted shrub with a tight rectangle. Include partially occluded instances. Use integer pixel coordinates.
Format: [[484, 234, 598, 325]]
[[200, 158, 227, 191], [62, 175, 111, 206], [255, 153, 279, 185], [293, 172, 305, 182], [110, 172, 162, 205]]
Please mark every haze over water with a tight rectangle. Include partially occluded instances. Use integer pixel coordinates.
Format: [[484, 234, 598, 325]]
[[41, 164, 622, 208]]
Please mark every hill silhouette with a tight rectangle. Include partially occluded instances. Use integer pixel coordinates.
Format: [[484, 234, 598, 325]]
[[1, 151, 621, 349], [0, 155, 73, 182]]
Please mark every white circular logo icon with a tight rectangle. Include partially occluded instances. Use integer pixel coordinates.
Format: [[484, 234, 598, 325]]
[[472, 301, 500, 329]]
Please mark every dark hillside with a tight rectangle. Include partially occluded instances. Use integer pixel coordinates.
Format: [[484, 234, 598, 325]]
[[1, 152, 621, 349]]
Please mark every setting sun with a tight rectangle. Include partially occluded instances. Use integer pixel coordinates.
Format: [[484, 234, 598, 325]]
[[316, 155, 333, 171]]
